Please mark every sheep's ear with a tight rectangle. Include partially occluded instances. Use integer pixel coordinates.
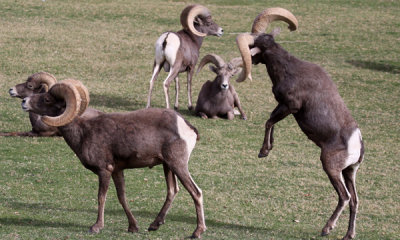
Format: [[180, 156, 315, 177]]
[[209, 65, 218, 74], [270, 27, 281, 37], [194, 16, 203, 25]]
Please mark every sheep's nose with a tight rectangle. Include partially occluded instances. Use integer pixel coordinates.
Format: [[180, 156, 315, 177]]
[[221, 83, 228, 89], [22, 98, 26, 104]]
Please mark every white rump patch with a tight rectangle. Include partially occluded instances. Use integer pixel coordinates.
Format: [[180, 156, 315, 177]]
[[345, 128, 362, 168], [176, 115, 197, 157], [155, 32, 180, 67]]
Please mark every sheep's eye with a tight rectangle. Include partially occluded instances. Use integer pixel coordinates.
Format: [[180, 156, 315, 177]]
[[27, 84, 34, 89], [44, 97, 51, 104]]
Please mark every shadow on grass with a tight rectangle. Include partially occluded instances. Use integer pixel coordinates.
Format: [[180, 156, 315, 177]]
[[0, 217, 86, 232], [346, 60, 400, 74], [89, 93, 144, 111], [2, 198, 272, 234]]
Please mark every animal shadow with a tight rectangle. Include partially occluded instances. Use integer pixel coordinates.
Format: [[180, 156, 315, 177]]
[[347, 60, 400, 74]]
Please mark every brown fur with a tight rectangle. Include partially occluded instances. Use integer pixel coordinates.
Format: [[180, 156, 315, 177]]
[[23, 89, 206, 238], [251, 32, 364, 240]]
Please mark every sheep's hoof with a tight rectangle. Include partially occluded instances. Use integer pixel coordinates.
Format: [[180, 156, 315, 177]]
[[321, 225, 333, 236], [191, 226, 206, 238], [89, 225, 102, 234], [241, 116, 247, 120], [148, 220, 164, 231], [258, 151, 269, 158], [188, 106, 193, 111], [128, 226, 139, 233]]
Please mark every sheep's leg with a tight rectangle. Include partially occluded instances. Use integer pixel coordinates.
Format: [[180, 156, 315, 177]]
[[231, 85, 247, 120], [147, 61, 163, 108], [197, 112, 208, 119], [173, 167, 206, 238], [112, 170, 139, 233], [89, 170, 111, 233], [341, 164, 360, 240], [258, 103, 290, 158], [227, 111, 234, 120], [321, 153, 351, 237], [163, 68, 180, 109], [186, 69, 195, 111], [149, 163, 179, 231], [174, 77, 180, 110]]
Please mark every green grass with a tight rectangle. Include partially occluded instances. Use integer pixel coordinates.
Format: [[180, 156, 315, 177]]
[[1, 0, 399, 239]]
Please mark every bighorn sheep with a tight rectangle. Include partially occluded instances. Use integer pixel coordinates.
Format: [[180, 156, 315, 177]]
[[195, 54, 247, 120], [4, 72, 101, 137], [21, 80, 206, 238], [236, 8, 364, 240], [146, 4, 223, 110]]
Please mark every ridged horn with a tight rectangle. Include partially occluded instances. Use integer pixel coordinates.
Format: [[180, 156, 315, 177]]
[[42, 81, 81, 127], [235, 33, 255, 82], [251, 7, 298, 34], [61, 79, 89, 116], [196, 54, 226, 74], [29, 72, 57, 91], [180, 4, 210, 37]]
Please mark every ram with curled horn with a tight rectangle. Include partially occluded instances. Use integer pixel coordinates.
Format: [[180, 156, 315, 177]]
[[21, 80, 206, 238], [146, 4, 223, 110], [2, 72, 100, 137], [194, 54, 247, 120], [235, 8, 364, 240]]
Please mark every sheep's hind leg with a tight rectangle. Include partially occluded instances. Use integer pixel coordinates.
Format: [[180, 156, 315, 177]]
[[173, 167, 206, 238], [174, 77, 180, 110], [321, 151, 351, 237], [147, 62, 162, 108], [149, 163, 179, 231], [89, 170, 111, 233], [341, 164, 361, 240], [112, 170, 139, 233]]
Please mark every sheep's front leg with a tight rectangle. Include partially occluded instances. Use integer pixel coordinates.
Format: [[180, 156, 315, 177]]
[[259, 103, 291, 158], [112, 170, 139, 233], [231, 85, 247, 120], [90, 170, 111, 233]]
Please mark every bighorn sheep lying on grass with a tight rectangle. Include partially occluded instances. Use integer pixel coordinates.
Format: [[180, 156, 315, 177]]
[[195, 54, 247, 120], [236, 8, 364, 240], [146, 4, 223, 110], [21, 79, 206, 238], [4, 72, 101, 137]]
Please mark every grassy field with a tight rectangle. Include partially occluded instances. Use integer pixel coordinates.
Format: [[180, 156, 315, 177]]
[[0, 0, 399, 239]]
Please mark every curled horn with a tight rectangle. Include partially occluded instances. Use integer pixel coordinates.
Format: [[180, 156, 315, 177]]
[[235, 33, 255, 82], [236, 8, 298, 82], [30, 72, 57, 91], [196, 54, 226, 74], [61, 79, 89, 116], [180, 4, 210, 37], [251, 7, 298, 34], [42, 81, 81, 127]]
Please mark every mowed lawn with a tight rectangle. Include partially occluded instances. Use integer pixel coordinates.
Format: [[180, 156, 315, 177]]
[[0, 0, 399, 239]]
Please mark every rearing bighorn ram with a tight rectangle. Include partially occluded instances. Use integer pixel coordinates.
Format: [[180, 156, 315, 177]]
[[146, 4, 223, 110], [236, 8, 364, 240], [21, 80, 206, 238]]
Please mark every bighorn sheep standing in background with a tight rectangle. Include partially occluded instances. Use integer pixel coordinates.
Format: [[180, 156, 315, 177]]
[[146, 4, 223, 110], [21, 80, 206, 238], [4, 72, 101, 137], [236, 8, 364, 240], [195, 54, 247, 120]]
